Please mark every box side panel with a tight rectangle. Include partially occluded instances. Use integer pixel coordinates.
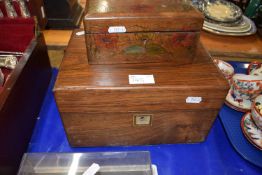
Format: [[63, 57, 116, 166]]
[[60, 110, 218, 146], [86, 32, 199, 64]]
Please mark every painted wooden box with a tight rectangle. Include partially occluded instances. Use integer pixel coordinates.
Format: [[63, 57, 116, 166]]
[[53, 31, 229, 147], [83, 0, 204, 65]]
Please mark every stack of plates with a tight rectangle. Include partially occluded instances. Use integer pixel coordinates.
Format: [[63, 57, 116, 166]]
[[200, 0, 257, 36]]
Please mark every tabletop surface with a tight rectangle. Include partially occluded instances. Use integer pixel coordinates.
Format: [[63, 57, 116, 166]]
[[28, 65, 262, 175]]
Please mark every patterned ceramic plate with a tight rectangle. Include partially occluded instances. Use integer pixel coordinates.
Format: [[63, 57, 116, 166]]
[[204, 16, 243, 27], [241, 112, 262, 150], [204, 16, 251, 33], [203, 16, 257, 36], [225, 88, 251, 112], [202, 0, 242, 23]]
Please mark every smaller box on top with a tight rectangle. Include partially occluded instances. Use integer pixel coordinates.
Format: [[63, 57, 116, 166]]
[[84, 0, 204, 65]]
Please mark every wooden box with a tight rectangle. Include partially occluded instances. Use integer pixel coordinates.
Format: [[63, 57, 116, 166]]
[[0, 3, 52, 174], [54, 31, 229, 147], [84, 0, 204, 65]]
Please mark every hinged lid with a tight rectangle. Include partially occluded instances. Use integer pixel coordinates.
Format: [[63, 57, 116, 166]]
[[84, 0, 204, 34]]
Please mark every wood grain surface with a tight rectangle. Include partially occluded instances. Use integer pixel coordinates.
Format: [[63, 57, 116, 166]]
[[54, 31, 228, 146], [200, 32, 262, 59], [43, 30, 72, 49], [84, 0, 203, 33], [62, 110, 218, 146]]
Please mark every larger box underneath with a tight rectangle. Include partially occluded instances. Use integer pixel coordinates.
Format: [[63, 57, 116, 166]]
[[54, 31, 228, 147]]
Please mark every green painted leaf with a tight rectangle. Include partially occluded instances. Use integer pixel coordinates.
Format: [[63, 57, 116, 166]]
[[124, 45, 146, 55]]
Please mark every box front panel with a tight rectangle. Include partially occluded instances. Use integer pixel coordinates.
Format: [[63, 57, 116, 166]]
[[60, 110, 218, 146], [55, 87, 227, 113], [86, 32, 199, 64]]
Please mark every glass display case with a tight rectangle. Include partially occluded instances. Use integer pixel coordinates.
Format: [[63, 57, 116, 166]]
[[18, 152, 153, 175]]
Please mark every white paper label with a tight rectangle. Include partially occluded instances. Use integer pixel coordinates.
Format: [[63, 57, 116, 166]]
[[186, 97, 202, 104], [82, 163, 100, 175], [76, 31, 85, 36], [108, 26, 127, 33], [129, 75, 155, 84], [41, 6, 45, 19]]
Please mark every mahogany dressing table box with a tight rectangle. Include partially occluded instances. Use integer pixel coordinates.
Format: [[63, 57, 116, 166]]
[[54, 31, 229, 147], [84, 0, 203, 65]]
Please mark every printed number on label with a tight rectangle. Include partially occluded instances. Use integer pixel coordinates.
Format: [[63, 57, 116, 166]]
[[108, 26, 127, 33], [186, 97, 202, 104], [129, 75, 155, 84]]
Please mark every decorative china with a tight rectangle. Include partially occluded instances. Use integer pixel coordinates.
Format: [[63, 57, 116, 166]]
[[248, 61, 262, 76], [232, 74, 262, 94], [231, 85, 260, 102], [225, 68, 262, 112], [196, 0, 256, 36], [229, 74, 262, 109], [251, 95, 262, 130], [225, 87, 252, 112], [241, 112, 262, 150], [202, 0, 243, 23], [213, 59, 234, 81], [221, 61, 262, 150], [203, 16, 257, 36], [204, 17, 251, 33], [204, 16, 244, 27]]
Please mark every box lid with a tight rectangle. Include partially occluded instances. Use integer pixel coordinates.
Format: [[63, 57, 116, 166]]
[[84, 0, 204, 33]]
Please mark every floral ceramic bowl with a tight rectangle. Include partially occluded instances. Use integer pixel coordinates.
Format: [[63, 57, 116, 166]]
[[251, 95, 262, 130], [232, 73, 262, 92], [232, 84, 261, 101], [213, 59, 234, 81]]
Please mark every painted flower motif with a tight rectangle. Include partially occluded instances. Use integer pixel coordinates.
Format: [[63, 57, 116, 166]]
[[94, 34, 119, 49], [172, 33, 196, 48], [234, 80, 260, 91]]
